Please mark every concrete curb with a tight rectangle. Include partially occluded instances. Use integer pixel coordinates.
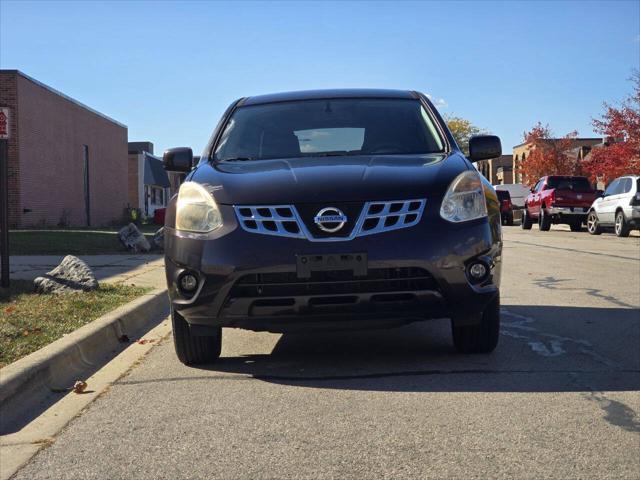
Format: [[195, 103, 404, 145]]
[[0, 288, 169, 411]]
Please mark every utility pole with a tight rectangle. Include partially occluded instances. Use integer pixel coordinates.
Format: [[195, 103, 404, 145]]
[[0, 107, 10, 288]]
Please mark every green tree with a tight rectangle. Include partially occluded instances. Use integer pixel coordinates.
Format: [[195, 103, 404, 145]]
[[445, 114, 487, 156]]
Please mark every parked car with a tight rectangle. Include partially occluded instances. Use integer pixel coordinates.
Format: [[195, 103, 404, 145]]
[[162, 89, 504, 365], [494, 183, 530, 210], [587, 175, 640, 237], [522, 175, 599, 231], [496, 190, 514, 225]]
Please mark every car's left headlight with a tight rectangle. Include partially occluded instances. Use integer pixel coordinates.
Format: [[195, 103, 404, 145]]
[[176, 182, 222, 233], [440, 170, 488, 223]]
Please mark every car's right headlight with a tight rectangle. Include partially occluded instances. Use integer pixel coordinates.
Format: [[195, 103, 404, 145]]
[[176, 182, 222, 233], [439, 170, 488, 223]]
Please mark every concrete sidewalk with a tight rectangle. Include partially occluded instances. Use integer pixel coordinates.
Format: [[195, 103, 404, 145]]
[[8, 255, 165, 289]]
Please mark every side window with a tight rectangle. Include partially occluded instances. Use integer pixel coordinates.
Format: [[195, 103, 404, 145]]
[[604, 179, 619, 196], [622, 178, 632, 194], [536, 180, 545, 192]]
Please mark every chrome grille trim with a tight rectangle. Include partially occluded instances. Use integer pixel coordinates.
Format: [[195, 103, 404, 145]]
[[234, 199, 426, 241], [356, 199, 426, 237], [234, 205, 306, 239]]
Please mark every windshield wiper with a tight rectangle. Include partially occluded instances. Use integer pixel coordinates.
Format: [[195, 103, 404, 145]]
[[311, 151, 358, 157], [220, 157, 254, 162]]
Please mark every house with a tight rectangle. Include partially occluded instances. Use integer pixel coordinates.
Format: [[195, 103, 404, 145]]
[[0, 70, 128, 227], [127, 142, 171, 217]]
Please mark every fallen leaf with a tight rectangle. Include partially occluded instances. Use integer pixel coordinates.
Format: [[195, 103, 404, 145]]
[[5, 306, 16, 314], [137, 339, 150, 345], [22, 330, 30, 336], [72, 380, 88, 394]]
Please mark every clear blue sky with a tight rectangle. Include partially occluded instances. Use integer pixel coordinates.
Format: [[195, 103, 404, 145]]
[[1, 1, 638, 154]]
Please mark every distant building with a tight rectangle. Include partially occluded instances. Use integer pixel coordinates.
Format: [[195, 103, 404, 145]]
[[512, 138, 602, 184], [127, 142, 171, 217], [476, 155, 513, 185], [0, 70, 129, 228]]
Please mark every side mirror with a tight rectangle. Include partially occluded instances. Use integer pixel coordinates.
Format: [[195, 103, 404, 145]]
[[596, 189, 604, 198], [468, 135, 502, 162], [163, 147, 193, 172]]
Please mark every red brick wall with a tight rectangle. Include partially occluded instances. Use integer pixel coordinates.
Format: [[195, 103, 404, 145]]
[[13, 72, 128, 227], [0, 72, 21, 228], [128, 153, 140, 208]]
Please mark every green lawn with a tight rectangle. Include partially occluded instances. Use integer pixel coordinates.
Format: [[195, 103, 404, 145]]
[[9, 225, 159, 255], [0, 280, 150, 367]]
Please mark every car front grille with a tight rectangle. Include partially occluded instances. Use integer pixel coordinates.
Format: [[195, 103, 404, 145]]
[[234, 199, 426, 241], [229, 267, 437, 299]]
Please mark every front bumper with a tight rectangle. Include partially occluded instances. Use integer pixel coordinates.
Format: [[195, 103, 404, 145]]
[[165, 206, 502, 333]]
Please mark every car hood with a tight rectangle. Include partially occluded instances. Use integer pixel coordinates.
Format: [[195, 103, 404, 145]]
[[191, 153, 469, 205]]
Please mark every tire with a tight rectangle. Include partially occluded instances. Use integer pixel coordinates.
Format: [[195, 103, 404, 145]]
[[171, 307, 222, 365], [452, 294, 500, 354], [539, 206, 551, 231], [587, 211, 602, 235], [521, 208, 533, 230], [569, 221, 583, 232], [615, 210, 631, 237], [506, 214, 514, 226]]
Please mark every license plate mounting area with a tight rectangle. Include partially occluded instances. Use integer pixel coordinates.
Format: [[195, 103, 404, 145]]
[[296, 253, 367, 279]]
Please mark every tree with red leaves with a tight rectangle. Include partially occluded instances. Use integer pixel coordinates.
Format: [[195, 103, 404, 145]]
[[517, 122, 580, 185], [582, 72, 640, 183]]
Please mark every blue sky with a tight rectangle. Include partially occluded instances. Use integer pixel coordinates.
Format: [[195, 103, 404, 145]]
[[1, 1, 638, 154]]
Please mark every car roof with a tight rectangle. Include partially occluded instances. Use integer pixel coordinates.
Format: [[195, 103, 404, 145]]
[[242, 89, 418, 106]]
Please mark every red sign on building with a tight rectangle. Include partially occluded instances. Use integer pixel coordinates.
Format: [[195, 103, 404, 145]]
[[0, 108, 10, 139]]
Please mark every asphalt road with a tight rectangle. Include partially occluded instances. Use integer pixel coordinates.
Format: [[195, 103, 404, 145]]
[[13, 225, 640, 479]]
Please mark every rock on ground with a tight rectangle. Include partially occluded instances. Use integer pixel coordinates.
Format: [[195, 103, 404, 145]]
[[152, 227, 164, 251], [34, 255, 99, 294], [118, 223, 151, 253]]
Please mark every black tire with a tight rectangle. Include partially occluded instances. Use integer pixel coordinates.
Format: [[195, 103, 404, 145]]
[[172, 307, 222, 365], [521, 208, 533, 230], [615, 210, 631, 237], [506, 214, 514, 226], [539, 206, 551, 231], [569, 221, 583, 232], [452, 294, 500, 354], [587, 211, 602, 235]]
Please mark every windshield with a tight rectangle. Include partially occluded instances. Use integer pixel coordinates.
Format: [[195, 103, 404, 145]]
[[214, 98, 445, 161], [546, 177, 592, 192]]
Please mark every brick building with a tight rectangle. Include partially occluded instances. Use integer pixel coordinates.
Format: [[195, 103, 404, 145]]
[[512, 137, 602, 185], [476, 155, 514, 185], [0, 70, 128, 227]]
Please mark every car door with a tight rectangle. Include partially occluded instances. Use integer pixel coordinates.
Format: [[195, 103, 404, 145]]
[[529, 180, 544, 217], [599, 179, 621, 225]]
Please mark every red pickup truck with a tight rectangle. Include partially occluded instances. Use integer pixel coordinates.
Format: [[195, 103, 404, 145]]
[[522, 175, 599, 232]]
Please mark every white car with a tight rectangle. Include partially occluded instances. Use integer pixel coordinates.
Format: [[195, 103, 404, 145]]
[[493, 183, 530, 209], [587, 175, 640, 237]]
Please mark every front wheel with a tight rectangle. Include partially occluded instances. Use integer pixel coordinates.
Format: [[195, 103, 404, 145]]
[[452, 294, 500, 354], [521, 208, 533, 230], [587, 211, 602, 235], [615, 211, 631, 237], [172, 307, 222, 365]]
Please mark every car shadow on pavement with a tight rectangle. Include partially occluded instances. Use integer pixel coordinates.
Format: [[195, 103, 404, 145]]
[[197, 305, 640, 394]]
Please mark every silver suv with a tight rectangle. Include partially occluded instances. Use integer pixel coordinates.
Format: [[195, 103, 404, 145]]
[[587, 175, 640, 237]]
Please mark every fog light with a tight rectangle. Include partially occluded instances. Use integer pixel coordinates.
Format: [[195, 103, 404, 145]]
[[179, 273, 198, 293], [468, 262, 488, 282]]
